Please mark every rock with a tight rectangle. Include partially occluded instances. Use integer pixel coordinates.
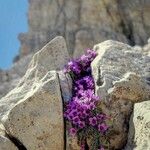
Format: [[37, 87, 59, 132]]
[[0, 37, 150, 149], [2, 0, 150, 101], [148, 38, 150, 44], [0, 36, 70, 150], [0, 36, 69, 119], [58, 70, 79, 150], [143, 39, 150, 56], [125, 101, 150, 150], [92, 40, 150, 100], [2, 71, 64, 150], [73, 30, 94, 58], [91, 40, 150, 149], [19, 0, 150, 58], [0, 124, 18, 150], [0, 54, 33, 99], [109, 72, 150, 102], [0, 36, 69, 99], [133, 45, 143, 53], [58, 71, 72, 102]]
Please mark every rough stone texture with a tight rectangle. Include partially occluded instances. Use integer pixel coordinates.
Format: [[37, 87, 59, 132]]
[[0, 37, 150, 149], [133, 37, 150, 56], [109, 72, 150, 102], [0, 36, 70, 150], [2, 71, 64, 150], [0, 54, 33, 99], [19, 0, 150, 59], [58, 71, 72, 102], [143, 38, 150, 56], [58, 71, 78, 150], [1, 0, 150, 99], [0, 124, 18, 150], [0, 36, 70, 99], [91, 40, 150, 149], [125, 101, 150, 150]]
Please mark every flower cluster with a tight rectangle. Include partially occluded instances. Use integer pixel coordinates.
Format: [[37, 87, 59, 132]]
[[64, 49, 109, 150]]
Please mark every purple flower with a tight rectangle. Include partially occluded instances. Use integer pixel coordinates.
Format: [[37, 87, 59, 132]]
[[80, 54, 90, 67], [67, 109, 78, 120], [87, 49, 97, 58], [89, 117, 97, 126], [98, 146, 105, 150], [80, 143, 85, 150], [80, 54, 89, 62], [73, 116, 80, 125], [70, 109, 78, 116], [96, 114, 107, 122], [78, 121, 85, 129], [66, 60, 81, 74], [63, 48, 109, 149], [63, 67, 68, 73], [98, 123, 108, 133], [69, 128, 77, 136], [89, 102, 96, 110], [79, 110, 88, 119]]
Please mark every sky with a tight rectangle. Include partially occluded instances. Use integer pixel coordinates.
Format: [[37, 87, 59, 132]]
[[0, 0, 28, 70]]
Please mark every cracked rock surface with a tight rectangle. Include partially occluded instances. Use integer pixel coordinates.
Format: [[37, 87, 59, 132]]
[[91, 40, 150, 149], [125, 101, 150, 150], [19, 0, 150, 58], [1, 0, 150, 99], [0, 37, 150, 149], [0, 124, 18, 150], [0, 37, 70, 150]]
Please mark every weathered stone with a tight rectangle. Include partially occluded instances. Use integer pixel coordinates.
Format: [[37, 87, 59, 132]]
[[109, 72, 150, 102], [2, 71, 64, 150], [91, 40, 150, 149], [73, 30, 94, 58], [2, 0, 150, 100], [0, 36, 69, 118], [125, 101, 150, 150], [58, 71, 72, 102], [0, 124, 18, 150], [0, 36, 70, 150], [0, 54, 33, 99], [143, 40, 150, 56], [0, 36, 150, 149], [92, 40, 150, 101], [19, 0, 150, 58], [0, 36, 69, 99]]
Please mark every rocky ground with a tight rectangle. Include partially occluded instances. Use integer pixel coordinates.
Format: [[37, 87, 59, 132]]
[[0, 37, 149, 150], [0, 0, 150, 149]]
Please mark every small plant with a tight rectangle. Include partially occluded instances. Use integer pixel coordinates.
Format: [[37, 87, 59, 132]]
[[64, 49, 110, 150]]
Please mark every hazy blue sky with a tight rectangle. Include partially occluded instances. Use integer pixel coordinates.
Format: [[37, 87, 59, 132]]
[[0, 0, 28, 69]]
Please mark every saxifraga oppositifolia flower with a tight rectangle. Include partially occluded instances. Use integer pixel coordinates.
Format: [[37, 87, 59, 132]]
[[64, 49, 110, 150]]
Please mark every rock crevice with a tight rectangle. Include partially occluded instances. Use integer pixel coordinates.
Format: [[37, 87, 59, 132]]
[[0, 37, 150, 149], [6, 133, 27, 150]]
